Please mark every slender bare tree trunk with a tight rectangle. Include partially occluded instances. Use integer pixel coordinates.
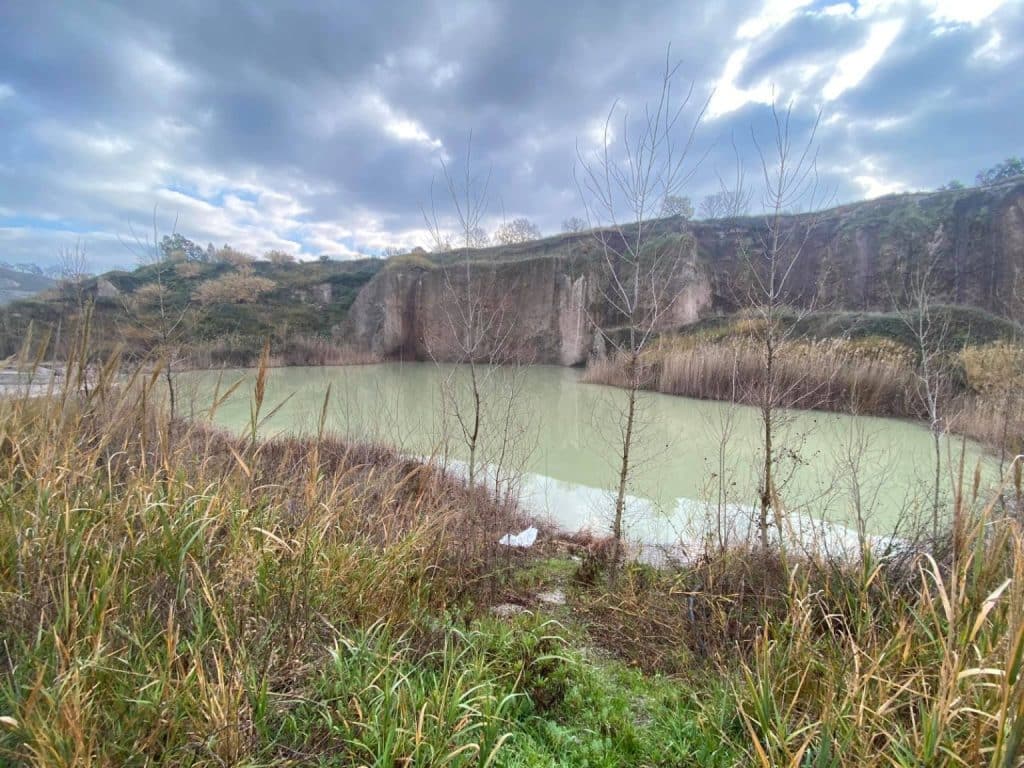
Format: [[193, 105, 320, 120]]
[[737, 100, 824, 553], [612, 352, 639, 564], [575, 48, 709, 576]]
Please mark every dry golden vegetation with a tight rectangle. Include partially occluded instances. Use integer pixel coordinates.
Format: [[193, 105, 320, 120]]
[[194, 266, 277, 306], [587, 335, 917, 414], [0, 349, 530, 766], [585, 330, 1024, 453], [185, 333, 382, 369], [3, 331, 1024, 766]]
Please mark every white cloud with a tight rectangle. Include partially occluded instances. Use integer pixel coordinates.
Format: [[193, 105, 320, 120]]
[[33, 121, 135, 157], [822, 19, 904, 100], [583, 114, 615, 149], [119, 40, 191, 90], [924, 0, 1005, 25], [737, 0, 815, 39], [708, 0, 817, 118], [364, 92, 443, 151], [707, 47, 775, 118], [843, 156, 908, 198], [431, 62, 459, 87], [853, 173, 907, 198], [973, 29, 1010, 63], [820, 3, 856, 17]]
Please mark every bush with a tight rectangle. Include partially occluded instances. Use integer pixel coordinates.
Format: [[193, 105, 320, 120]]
[[195, 267, 276, 305], [215, 246, 253, 266], [264, 249, 295, 265]]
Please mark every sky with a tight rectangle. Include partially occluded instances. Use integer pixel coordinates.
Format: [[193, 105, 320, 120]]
[[0, 0, 1021, 271]]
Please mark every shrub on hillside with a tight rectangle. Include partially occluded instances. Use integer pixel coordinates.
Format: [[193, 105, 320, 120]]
[[264, 249, 295, 264], [175, 261, 203, 279], [194, 267, 276, 305], [214, 246, 253, 266], [130, 282, 171, 307]]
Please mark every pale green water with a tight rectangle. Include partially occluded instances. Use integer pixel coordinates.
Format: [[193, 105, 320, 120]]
[[186, 363, 996, 548]]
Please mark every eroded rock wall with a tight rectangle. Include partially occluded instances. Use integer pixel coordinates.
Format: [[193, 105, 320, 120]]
[[347, 180, 1024, 363]]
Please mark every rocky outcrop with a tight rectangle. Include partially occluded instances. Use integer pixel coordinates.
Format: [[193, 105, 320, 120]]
[[347, 249, 713, 364], [95, 278, 120, 299], [347, 180, 1024, 364]]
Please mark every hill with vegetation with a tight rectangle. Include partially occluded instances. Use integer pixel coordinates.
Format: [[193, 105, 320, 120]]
[[0, 255, 382, 365], [2, 178, 1022, 369]]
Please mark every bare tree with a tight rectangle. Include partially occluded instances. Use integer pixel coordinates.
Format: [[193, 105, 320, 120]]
[[699, 135, 754, 220], [699, 189, 751, 219], [54, 241, 92, 359], [562, 216, 588, 233], [264, 249, 296, 264], [421, 138, 534, 493], [894, 254, 952, 538], [119, 210, 193, 428], [467, 227, 491, 248], [739, 101, 825, 551], [660, 194, 693, 219], [575, 48, 709, 566], [494, 217, 541, 245]]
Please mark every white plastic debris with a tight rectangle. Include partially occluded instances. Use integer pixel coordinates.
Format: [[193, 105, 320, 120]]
[[490, 603, 527, 618], [498, 526, 538, 548]]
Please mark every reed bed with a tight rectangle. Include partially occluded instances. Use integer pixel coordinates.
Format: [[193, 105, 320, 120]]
[[585, 336, 1024, 459], [585, 337, 920, 416], [184, 332, 382, 369]]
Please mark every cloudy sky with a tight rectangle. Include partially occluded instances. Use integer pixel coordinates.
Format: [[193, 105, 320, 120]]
[[0, 0, 1020, 271]]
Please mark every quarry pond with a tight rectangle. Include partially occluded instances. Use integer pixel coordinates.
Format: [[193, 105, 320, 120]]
[[189, 363, 996, 552]]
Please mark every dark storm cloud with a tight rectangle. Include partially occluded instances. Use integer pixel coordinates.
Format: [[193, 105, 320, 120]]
[[0, 0, 1019, 270]]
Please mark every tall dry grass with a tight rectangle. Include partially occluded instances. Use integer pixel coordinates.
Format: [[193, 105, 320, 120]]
[[574, 476, 1024, 766], [184, 332, 382, 369], [586, 336, 1024, 459], [585, 337, 919, 416], [0, 339, 525, 766]]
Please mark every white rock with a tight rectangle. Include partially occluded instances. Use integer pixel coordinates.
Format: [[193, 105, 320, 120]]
[[490, 604, 527, 618], [536, 590, 566, 606]]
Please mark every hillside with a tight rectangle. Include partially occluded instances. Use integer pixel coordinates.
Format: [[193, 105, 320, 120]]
[[0, 257, 382, 363], [348, 178, 1024, 363], [2, 178, 1022, 365], [0, 265, 54, 306]]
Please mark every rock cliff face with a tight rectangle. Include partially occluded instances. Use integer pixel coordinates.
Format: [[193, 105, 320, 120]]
[[347, 180, 1024, 364], [347, 252, 712, 365]]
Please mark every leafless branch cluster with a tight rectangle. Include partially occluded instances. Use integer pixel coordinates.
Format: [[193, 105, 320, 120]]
[[117, 207, 193, 425], [893, 251, 954, 536], [575, 48, 710, 568], [698, 134, 753, 219], [735, 100, 828, 551], [421, 138, 537, 516]]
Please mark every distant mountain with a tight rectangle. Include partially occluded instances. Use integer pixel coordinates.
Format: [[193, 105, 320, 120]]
[[0, 264, 55, 305]]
